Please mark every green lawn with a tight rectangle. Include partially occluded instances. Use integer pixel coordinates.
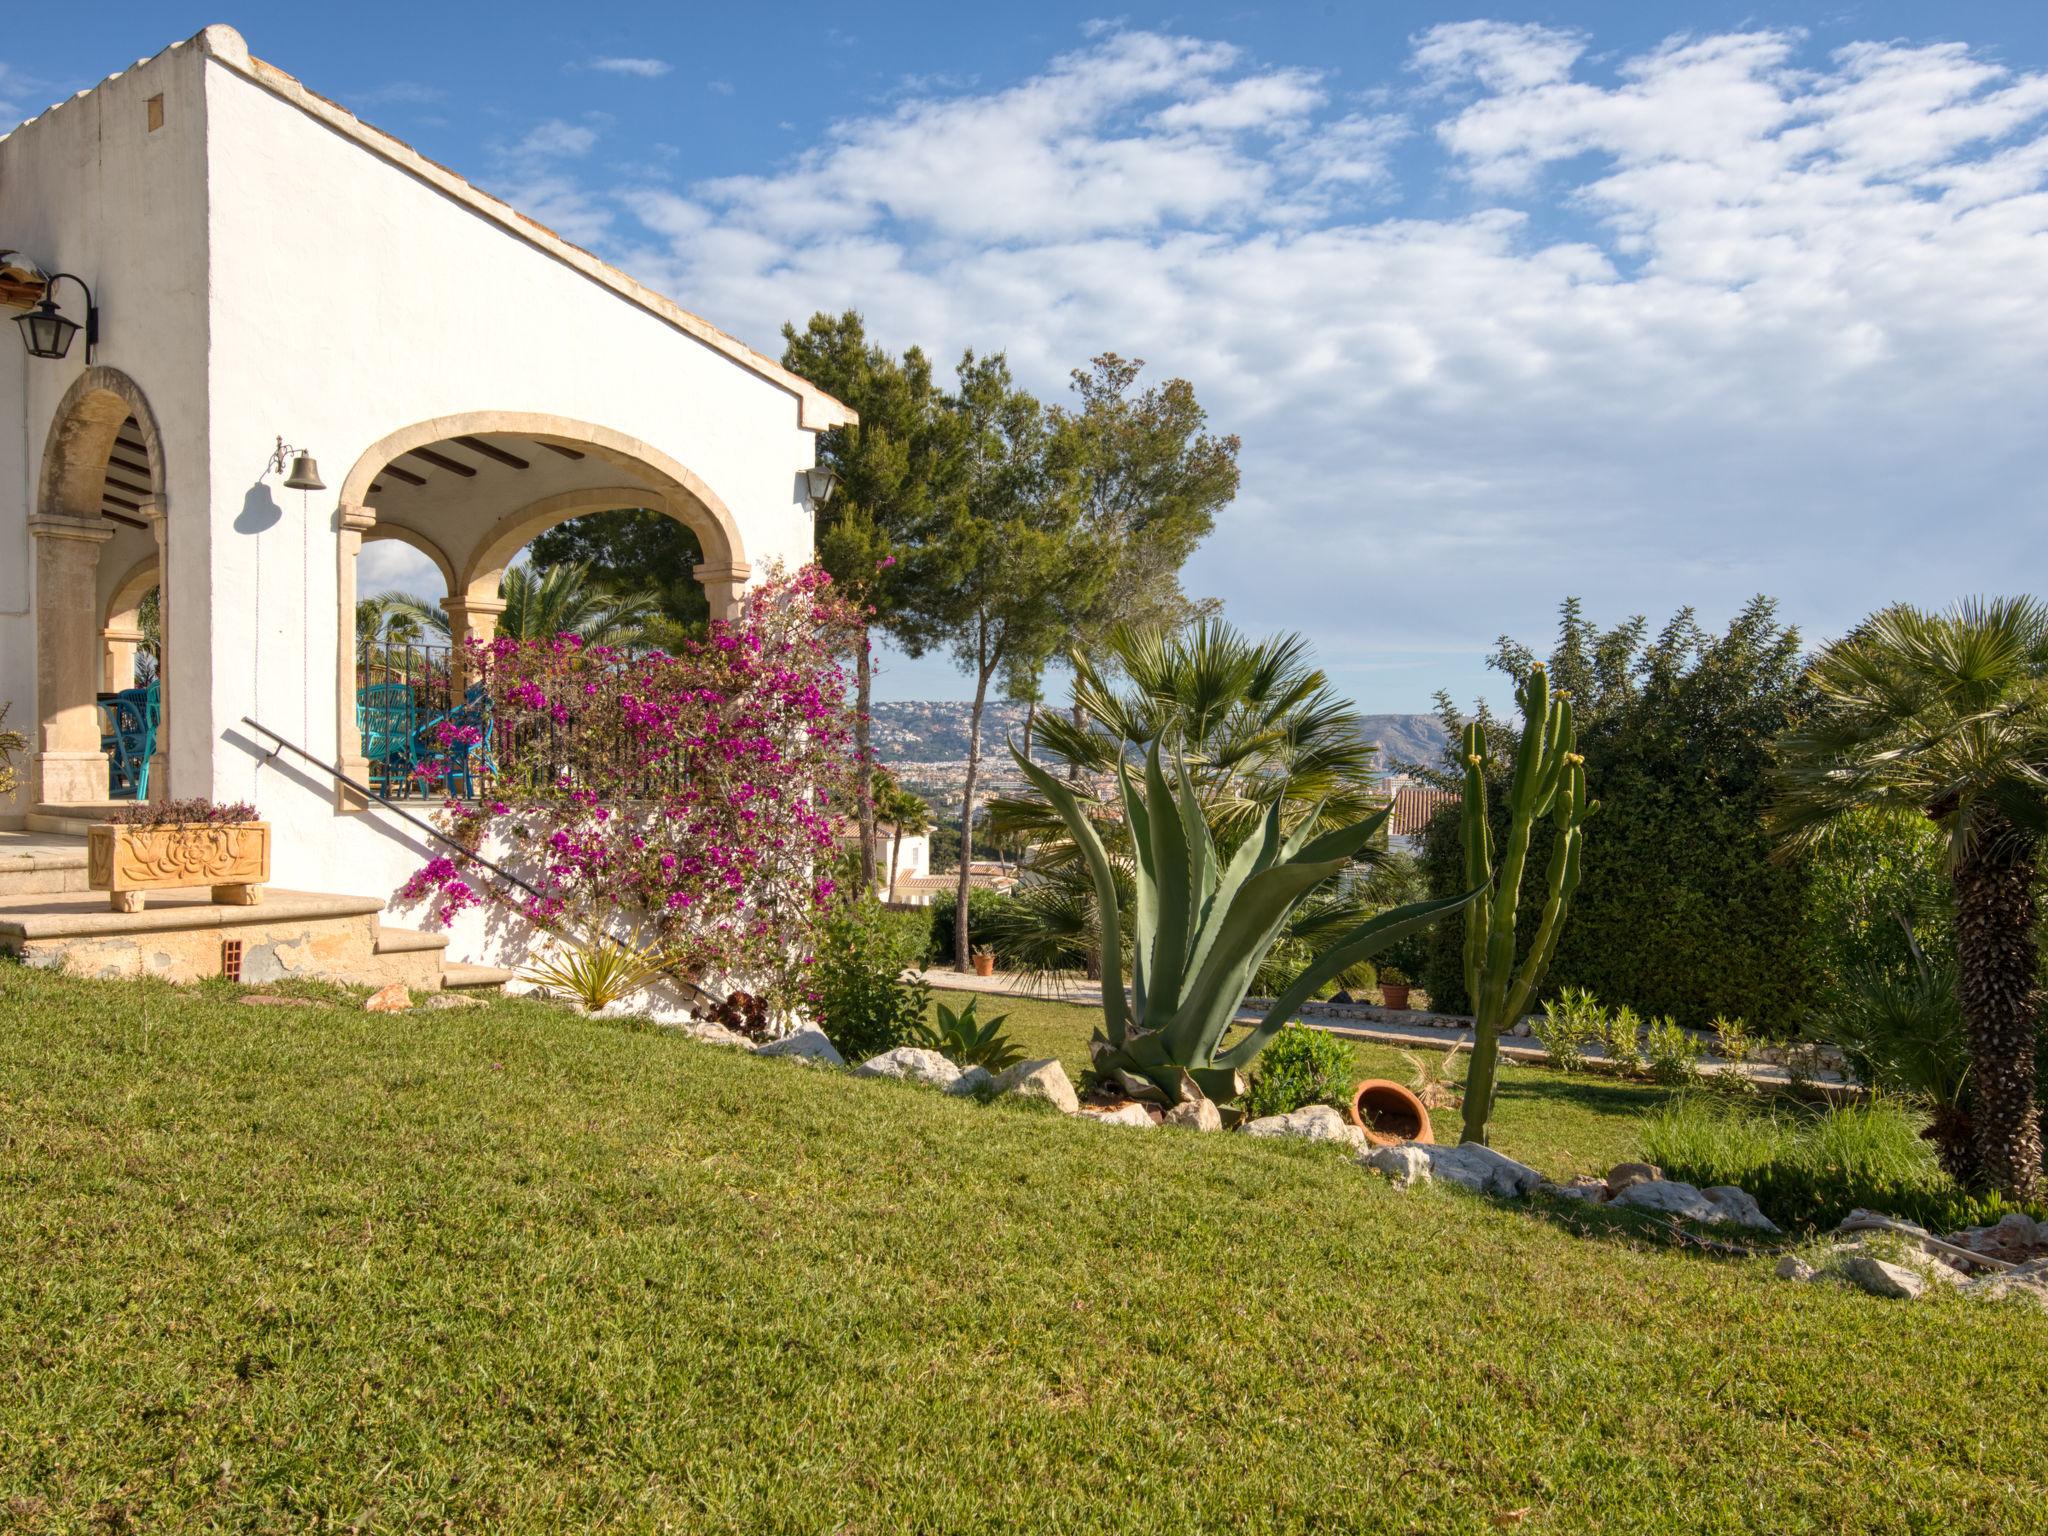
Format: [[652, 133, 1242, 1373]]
[[4, 964, 2044, 1533]]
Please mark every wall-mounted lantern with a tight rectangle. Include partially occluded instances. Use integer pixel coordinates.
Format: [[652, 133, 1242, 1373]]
[[15, 271, 97, 362], [804, 465, 839, 510]]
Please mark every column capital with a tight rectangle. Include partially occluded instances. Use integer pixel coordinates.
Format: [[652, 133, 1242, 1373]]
[[339, 503, 376, 535], [28, 513, 114, 546], [691, 559, 752, 585], [101, 624, 147, 644], [442, 595, 509, 618]]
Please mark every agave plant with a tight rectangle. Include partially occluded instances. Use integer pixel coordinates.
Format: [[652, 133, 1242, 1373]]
[[915, 997, 1025, 1072], [1014, 740, 1478, 1107], [520, 931, 668, 1013]]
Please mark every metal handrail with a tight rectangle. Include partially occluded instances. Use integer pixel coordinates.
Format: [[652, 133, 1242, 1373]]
[[239, 715, 720, 1010]]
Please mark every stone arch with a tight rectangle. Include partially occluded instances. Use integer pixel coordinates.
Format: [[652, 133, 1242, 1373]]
[[103, 553, 161, 631], [362, 522, 458, 596], [335, 410, 743, 570], [31, 365, 169, 803], [457, 485, 734, 601], [39, 365, 166, 518], [98, 553, 160, 696]]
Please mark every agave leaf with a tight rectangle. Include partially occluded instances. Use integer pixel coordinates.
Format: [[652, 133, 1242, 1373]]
[[1111, 1067, 1171, 1105], [1012, 745, 1128, 1047], [1121, 1025, 1173, 1069], [1119, 759, 1157, 1020], [1175, 753, 1219, 921], [1188, 1065, 1245, 1105], [1219, 886, 1486, 1069], [1161, 852, 1357, 1067], [1143, 739, 1194, 1022]]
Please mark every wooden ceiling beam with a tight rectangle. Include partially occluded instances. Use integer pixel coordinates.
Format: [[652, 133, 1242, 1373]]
[[408, 447, 478, 477], [101, 507, 148, 529], [381, 463, 428, 487], [454, 435, 530, 469], [104, 474, 153, 498], [108, 454, 152, 478], [536, 440, 586, 460]]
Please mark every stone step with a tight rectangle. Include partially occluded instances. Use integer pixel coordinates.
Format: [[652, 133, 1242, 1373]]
[[0, 831, 91, 897], [26, 802, 129, 837], [373, 923, 449, 957], [0, 887, 387, 984], [443, 961, 515, 992]]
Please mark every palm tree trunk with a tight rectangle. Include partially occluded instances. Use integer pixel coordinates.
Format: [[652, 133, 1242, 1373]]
[[1022, 699, 1036, 762], [1952, 829, 2044, 1201], [889, 819, 904, 902], [955, 668, 991, 972], [855, 634, 876, 897]]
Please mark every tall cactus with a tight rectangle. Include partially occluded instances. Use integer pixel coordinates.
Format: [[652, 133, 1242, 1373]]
[[1459, 663, 1598, 1145]]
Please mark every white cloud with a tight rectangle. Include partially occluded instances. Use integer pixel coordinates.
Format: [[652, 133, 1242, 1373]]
[[512, 118, 601, 159], [562, 23, 2048, 707], [588, 57, 672, 79]]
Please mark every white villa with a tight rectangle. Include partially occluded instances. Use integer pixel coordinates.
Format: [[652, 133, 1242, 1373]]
[[0, 26, 850, 985]]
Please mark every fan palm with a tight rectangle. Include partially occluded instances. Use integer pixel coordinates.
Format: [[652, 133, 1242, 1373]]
[[985, 620, 1385, 978], [375, 561, 657, 648], [1773, 597, 2048, 1200]]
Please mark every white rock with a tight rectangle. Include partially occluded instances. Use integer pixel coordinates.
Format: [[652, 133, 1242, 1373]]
[[1243, 1103, 1361, 1145], [1420, 1142, 1548, 1199], [1162, 1097, 1223, 1132], [755, 1026, 845, 1067], [1776, 1254, 1816, 1282], [1092, 1102, 1155, 1128], [1363, 1143, 1434, 1189], [1605, 1162, 1662, 1195], [856, 1047, 963, 1089], [1835, 1252, 1937, 1299], [991, 1058, 1081, 1114], [1611, 1179, 1725, 1224], [946, 1066, 994, 1097], [1702, 1185, 1781, 1233], [678, 1020, 756, 1049]]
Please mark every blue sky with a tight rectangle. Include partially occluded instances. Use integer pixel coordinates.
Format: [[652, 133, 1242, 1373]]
[[12, 3, 2048, 713]]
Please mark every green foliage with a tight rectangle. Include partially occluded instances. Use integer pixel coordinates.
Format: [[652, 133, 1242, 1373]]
[[809, 901, 932, 1062], [1457, 662, 1598, 1144], [1420, 598, 1813, 1037], [1821, 932, 1976, 1181], [914, 997, 1025, 1072], [1643, 1016, 1705, 1087], [927, 888, 1013, 967], [1533, 987, 1605, 1073], [518, 933, 667, 1013], [377, 561, 658, 647], [1605, 1003, 1645, 1074], [1012, 738, 1474, 1107], [1803, 810, 1953, 1010], [1708, 1015, 1754, 1066], [0, 703, 20, 797], [1640, 1095, 2014, 1233], [529, 510, 709, 636], [1242, 1023, 1358, 1120]]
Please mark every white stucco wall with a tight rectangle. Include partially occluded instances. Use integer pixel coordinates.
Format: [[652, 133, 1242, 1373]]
[[0, 39, 214, 821], [194, 34, 822, 949]]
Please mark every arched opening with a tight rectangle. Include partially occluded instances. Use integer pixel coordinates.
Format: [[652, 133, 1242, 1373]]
[[32, 367, 168, 804], [332, 414, 747, 807]]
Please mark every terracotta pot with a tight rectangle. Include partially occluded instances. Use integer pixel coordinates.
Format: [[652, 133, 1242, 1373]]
[[1379, 982, 1410, 1011], [1349, 1078, 1433, 1146], [973, 952, 996, 977]]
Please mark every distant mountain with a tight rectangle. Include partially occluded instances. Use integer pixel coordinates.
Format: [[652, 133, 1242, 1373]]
[[871, 700, 1449, 773], [1358, 713, 1451, 773]]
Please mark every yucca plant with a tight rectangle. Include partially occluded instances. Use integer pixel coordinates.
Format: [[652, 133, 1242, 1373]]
[[520, 932, 669, 1012], [1013, 740, 1477, 1108], [915, 997, 1025, 1072]]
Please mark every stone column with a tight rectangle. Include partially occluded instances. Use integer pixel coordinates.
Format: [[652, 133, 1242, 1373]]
[[692, 559, 752, 623], [100, 625, 145, 693], [441, 595, 508, 696], [139, 499, 170, 799], [30, 514, 115, 805], [335, 504, 376, 811]]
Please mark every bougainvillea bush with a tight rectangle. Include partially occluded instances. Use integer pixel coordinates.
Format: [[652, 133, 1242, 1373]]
[[402, 563, 865, 1014]]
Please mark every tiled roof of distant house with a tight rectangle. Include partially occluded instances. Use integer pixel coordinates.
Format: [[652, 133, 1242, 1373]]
[[1390, 785, 1460, 838]]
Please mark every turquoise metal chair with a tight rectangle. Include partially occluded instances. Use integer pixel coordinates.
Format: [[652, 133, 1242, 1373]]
[[99, 696, 154, 799], [357, 682, 419, 797], [411, 685, 494, 799]]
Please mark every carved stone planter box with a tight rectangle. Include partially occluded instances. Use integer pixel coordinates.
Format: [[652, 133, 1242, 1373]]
[[88, 821, 270, 912]]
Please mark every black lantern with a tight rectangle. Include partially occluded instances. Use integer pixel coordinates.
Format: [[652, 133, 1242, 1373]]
[[15, 272, 96, 362], [803, 465, 839, 508]]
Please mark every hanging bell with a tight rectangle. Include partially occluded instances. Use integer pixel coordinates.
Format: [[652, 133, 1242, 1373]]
[[283, 452, 325, 492]]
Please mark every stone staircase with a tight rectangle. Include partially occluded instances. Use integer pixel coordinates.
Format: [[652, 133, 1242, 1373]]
[[0, 829, 513, 993]]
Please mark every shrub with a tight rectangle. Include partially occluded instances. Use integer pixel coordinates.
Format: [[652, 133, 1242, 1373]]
[[519, 933, 666, 1012], [115, 798, 258, 826], [927, 888, 1015, 968], [1533, 987, 1605, 1073], [0, 703, 23, 798], [808, 900, 931, 1062], [1604, 1004, 1645, 1075], [1644, 1015, 1704, 1086], [1639, 1095, 2012, 1232], [1242, 1024, 1358, 1120]]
